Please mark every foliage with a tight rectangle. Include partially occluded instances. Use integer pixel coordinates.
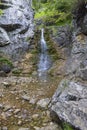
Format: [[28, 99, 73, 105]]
[[33, 0, 76, 26]]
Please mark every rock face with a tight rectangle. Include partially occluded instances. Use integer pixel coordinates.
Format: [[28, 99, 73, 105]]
[[50, 2, 87, 130], [50, 79, 87, 130], [0, 0, 34, 60]]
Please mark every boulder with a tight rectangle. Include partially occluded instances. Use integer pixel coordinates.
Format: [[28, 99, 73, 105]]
[[0, 0, 34, 60], [50, 79, 87, 130]]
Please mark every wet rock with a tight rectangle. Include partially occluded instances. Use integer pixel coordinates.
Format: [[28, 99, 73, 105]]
[[37, 98, 50, 108], [50, 79, 87, 130]]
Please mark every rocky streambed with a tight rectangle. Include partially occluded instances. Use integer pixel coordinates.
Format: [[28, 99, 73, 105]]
[[0, 75, 62, 130]]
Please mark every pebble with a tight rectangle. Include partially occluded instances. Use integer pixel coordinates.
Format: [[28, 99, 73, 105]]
[[21, 95, 30, 101], [18, 120, 22, 126], [32, 114, 39, 120], [14, 109, 20, 114], [29, 98, 36, 104], [37, 98, 50, 108]]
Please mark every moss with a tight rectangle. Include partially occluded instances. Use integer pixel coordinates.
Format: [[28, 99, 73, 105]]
[[0, 9, 3, 15], [0, 57, 13, 67], [63, 122, 74, 130]]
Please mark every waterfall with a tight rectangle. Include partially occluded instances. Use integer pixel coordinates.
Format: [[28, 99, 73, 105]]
[[38, 28, 52, 81]]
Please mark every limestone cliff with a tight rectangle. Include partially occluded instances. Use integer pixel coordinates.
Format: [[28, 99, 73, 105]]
[[0, 0, 34, 60]]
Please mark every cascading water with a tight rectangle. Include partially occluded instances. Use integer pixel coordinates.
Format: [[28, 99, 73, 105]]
[[38, 28, 52, 80]]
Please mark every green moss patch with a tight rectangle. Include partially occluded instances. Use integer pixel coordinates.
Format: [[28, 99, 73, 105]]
[[0, 57, 13, 67]]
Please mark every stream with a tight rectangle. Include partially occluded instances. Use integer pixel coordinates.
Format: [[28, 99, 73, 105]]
[[38, 28, 52, 81]]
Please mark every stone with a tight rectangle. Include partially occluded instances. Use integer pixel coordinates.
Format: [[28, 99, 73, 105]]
[[14, 109, 20, 114], [32, 114, 39, 120], [50, 79, 87, 130], [37, 98, 50, 108], [21, 95, 30, 101], [18, 120, 22, 126]]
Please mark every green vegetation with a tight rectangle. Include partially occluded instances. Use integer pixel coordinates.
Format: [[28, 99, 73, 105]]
[[0, 57, 13, 67], [33, 0, 76, 26], [63, 122, 74, 130], [0, 9, 3, 15]]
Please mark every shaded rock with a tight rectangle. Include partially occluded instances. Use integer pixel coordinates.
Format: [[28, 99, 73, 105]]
[[81, 14, 87, 35], [0, 27, 10, 47], [50, 79, 87, 130], [51, 25, 72, 48], [0, 64, 12, 73]]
